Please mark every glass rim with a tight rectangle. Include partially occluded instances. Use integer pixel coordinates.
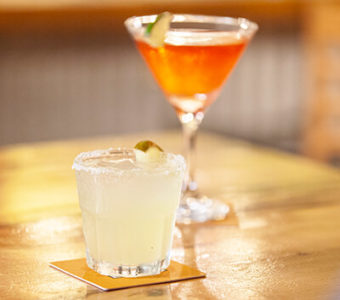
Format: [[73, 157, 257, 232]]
[[72, 147, 186, 175], [125, 13, 258, 40]]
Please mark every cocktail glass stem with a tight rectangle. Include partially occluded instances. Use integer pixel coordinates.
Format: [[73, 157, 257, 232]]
[[176, 112, 230, 224], [181, 114, 201, 193]]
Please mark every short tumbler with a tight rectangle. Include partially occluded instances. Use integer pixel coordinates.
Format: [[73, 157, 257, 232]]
[[73, 148, 185, 277]]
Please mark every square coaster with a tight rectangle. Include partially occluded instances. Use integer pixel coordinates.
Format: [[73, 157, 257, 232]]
[[50, 259, 205, 291]]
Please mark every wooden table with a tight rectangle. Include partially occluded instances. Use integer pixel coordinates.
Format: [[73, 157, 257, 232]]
[[1, 131, 340, 299]]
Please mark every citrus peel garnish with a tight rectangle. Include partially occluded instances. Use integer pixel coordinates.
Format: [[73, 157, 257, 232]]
[[145, 12, 172, 48], [134, 140, 164, 163]]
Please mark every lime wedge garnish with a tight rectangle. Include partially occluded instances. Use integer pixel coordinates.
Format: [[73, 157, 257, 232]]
[[145, 12, 172, 48], [134, 140, 164, 163], [134, 140, 163, 152]]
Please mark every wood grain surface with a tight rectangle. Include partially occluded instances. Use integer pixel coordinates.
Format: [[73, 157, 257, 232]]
[[1, 130, 340, 299]]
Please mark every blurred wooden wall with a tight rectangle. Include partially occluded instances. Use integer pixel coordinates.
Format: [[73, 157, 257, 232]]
[[302, 3, 340, 161], [0, 0, 328, 150]]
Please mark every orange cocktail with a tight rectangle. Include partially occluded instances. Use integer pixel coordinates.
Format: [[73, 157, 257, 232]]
[[136, 38, 247, 114], [126, 14, 258, 223]]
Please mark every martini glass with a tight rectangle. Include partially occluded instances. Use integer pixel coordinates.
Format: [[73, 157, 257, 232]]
[[125, 14, 258, 223]]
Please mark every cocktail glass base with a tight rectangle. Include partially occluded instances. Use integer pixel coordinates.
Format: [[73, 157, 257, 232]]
[[86, 250, 170, 278], [176, 192, 230, 224]]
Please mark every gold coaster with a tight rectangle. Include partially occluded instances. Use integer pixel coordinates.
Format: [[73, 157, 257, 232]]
[[50, 259, 205, 291]]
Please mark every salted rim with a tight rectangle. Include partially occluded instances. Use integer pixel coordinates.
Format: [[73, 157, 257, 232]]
[[72, 148, 186, 175]]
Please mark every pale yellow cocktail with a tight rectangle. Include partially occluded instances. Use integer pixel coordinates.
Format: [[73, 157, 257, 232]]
[[73, 147, 185, 277]]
